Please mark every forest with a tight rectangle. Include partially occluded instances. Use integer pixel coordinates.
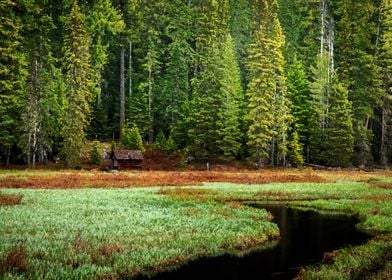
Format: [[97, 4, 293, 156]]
[[0, 0, 391, 168]]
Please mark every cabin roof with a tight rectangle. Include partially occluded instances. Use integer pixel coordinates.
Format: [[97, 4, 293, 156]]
[[113, 149, 144, 160]]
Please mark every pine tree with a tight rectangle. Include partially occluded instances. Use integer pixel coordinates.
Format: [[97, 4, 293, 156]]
[[216, 34, 244, 159], [188, 0, 222, 159], [156, 0, 192, 136], [246, 0, 274, 167], [324, 76, 354, 167], [270, 2, 290, 166], [333, 0, 383, 166], [121, 125, 144, 151], [229, 0, 253, 87], [308, 53, 330, 163], [85, 0, 124, 139], [154, 130, 167, 150], [90, 140, 102, 165], [378, 0, 392, 166], [61, 0, 93, 167], [19, 1, 63, 166], [286, 55, 311, 155], [188, 0, 243, 160], [246, 0, 289, 167], [0, 0, 27, 165], [288, 130, 304, 167], [278, 0, 308, 63]]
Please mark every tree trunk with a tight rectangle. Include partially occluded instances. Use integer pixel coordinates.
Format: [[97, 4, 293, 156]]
[[129, 40, 132, 102], [148, 63, 154, 144], [120, 47, 125, 137], [380, 104, 387, 167], [270, 135, 275, 166], [320, 0, 326, 55]]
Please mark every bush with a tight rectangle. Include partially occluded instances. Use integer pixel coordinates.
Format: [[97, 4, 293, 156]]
[[121, 126, 144, 152], [90, 141, 102, 165], [155, 131, 167, 150], [155, 131, 177, 152], [165, 135, 177, 152], [288, 131, 304, 167]]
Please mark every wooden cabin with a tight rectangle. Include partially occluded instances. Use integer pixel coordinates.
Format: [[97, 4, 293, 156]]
[[112, 149, 143, 170]]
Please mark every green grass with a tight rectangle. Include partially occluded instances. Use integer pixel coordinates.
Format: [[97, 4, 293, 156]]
[[0, 188, 278, 279], [1, 177, 392, 279]]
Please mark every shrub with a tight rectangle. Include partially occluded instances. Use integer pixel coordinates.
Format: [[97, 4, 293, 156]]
[[288, 131, 304, 167], [155, 131, 177, 152], [121, 126, 144, 152], [155, 131, 166, 150], [90, 141, 102, 165]]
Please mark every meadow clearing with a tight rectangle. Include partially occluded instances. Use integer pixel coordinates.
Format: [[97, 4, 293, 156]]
[[0, 169, 392, 279]]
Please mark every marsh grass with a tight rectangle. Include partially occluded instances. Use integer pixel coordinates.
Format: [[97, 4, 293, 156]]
[[0, 188, 278, 279], [0, 192, 23, 207], [0, 170, 326, 189], [1, 170, 392, 279]]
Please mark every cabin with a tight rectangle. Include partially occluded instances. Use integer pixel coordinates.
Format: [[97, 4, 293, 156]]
[[112, 149, 143, 170]]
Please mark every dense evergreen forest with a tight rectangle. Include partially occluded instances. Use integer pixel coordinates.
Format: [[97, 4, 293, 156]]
[[0, 0, 391, 168]]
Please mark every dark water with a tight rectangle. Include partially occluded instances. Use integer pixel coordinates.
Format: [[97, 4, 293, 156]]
[[136, 203, 371, 280]]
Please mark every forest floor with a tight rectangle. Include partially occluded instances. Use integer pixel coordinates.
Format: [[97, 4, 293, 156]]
[[0, 169, 392, 279]]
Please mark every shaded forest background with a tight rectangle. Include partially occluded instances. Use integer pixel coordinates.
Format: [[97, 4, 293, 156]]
[[0, 0, 391, 168]]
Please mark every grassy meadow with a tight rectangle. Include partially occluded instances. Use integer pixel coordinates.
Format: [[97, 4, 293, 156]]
[[0, 169, 392, 279]]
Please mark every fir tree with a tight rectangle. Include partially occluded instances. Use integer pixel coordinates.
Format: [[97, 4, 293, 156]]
[[246, 0, 274, 167], [308, 53, 330, 163], [229, 0, 253, 87], [90, 140, 102, 165], [19, 1, 61, 166], [324, 76, 354, 167], [156, 0, 192, 135], [288, 130, 304, 167], [286, 55, 311, 153], [270, 1, 290, 166], [85, 0, 124, 139], [216, 34, 244, 159], [378, 0, 392, 166], [155, 130, 167, 151], [246, 0, 289, 167], [0, 0, 27, 164], [61, 0, 93, 167], [188, 0, 242, 159], [333, 0, 383, 166], [121, 125, 144, 152]]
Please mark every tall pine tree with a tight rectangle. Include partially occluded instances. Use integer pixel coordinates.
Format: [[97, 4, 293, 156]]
[[333, 0, 383, 166], [246, 0, 289, 167], [61, 0, 93, 167], [378, 0, 392, 166], [324, 75, 354, 167]]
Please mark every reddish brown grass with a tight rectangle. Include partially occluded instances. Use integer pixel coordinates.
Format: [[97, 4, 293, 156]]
[[99, 245, 123, 257], [369, 181, 392, 189], [0, 170, 326, 189], [0, 192, 22, 207], [157, 188, 218, 201], [256, 191, 299, 199], [1, 245, 28, 273], [322, 251, 338, 264]]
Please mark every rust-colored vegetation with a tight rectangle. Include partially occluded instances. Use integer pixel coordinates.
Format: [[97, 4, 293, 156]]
[[157, 188, 218, 201], [0, 192, 22, 207], [256, 191, 299, 200], [369, 181, 392, 189], [0, 245, 28, 274], [99, 245, 123, 257], [0, 170, 326, 189], [322, 251, 338, 264]]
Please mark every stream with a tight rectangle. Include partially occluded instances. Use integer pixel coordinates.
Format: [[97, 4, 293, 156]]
[[136, 203, 372, 280]]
